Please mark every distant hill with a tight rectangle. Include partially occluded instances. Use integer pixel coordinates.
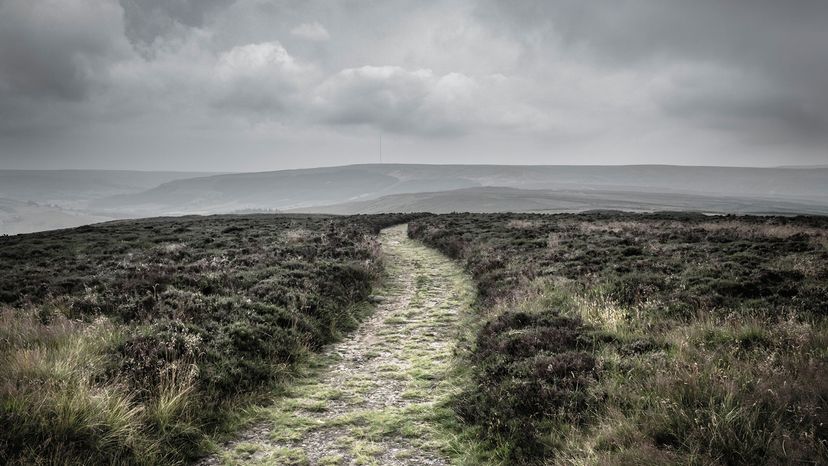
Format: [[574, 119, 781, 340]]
[[4, 164, 826, 234], [92, 164, 828, 215], [290, 186, 828, 216], [0, 170, 218, 207], [0, 170, 218, 234], [775, 164, 828, 169], [0, 198, 112, 235]]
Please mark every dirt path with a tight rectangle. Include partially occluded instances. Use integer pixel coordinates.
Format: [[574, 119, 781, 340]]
[[201, 224, 477, 465]]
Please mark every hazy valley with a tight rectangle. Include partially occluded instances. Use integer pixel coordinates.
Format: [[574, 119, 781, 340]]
[[3, 164, 827, 235], [0, 170, 218, 235]]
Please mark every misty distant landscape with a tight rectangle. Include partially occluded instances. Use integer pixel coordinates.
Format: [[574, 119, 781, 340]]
[[2, 164, 827, 235], [0, 170, 217, 234]]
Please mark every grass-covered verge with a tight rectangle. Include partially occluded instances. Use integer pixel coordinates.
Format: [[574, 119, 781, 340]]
[[0, 213, 420, 465], [210, 226, 497, 465], [409, 212, 828, 465]]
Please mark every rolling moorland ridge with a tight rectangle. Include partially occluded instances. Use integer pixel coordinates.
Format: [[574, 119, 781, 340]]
[[2, 165, 828, 235], [292, 186, 828, 216], [92, 164, 828, 215]]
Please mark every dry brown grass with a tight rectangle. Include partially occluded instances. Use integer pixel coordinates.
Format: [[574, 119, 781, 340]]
[[696, 220, 826, 239], [281, 228, 314, 243], [507, 219, 540, 229]]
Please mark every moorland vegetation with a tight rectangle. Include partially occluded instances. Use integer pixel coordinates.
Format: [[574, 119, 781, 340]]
[[2, 210, 825, 465], [0, 213, 416, 465], [409, 212, 828, 465]]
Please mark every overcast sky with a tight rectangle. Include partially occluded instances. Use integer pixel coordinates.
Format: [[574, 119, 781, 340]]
[[1, 0, 826, 171]]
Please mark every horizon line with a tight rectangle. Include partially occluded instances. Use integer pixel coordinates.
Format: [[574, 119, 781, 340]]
[[1, 162, 825, 173]]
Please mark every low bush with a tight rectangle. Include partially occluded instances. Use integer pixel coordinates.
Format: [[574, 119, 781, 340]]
[[456, 310, 599, 461]]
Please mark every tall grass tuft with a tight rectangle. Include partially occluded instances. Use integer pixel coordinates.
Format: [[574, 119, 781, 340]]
[[0, 310, 161, 465]]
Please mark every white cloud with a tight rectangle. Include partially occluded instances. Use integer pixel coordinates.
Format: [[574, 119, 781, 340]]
[[212, 42, 317, 116], [290, 21, 330, 42], [314, 66, 441, 134], [216, 42, 304, 79], [312, 65, 546, 136]]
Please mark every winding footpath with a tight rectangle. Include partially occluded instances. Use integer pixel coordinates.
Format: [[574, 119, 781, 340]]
[[202, 224, 478, 465]]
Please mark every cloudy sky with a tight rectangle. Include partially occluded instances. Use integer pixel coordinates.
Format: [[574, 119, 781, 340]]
[[1, 0, 826, 171]]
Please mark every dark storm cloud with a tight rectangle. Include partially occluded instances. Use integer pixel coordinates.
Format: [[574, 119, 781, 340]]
[[659, 75, 828, 144], [477, 0, 828, 143], [119, 0, 233, 45], [0, 0, 134, 143], [478, 0, 828, 71], [0, 0, 129, 101], [0, 0, 826, 169]]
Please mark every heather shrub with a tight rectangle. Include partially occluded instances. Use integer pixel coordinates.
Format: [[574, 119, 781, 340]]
[[456, 310, 600, 461], [410, 213, 828, 464], [0, 213, 421, 464]]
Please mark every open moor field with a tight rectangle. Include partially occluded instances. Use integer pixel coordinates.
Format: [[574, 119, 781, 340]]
[[1, 211, 826, 465], [409, 212, 828, 464], [0, 213, 417, 464]]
